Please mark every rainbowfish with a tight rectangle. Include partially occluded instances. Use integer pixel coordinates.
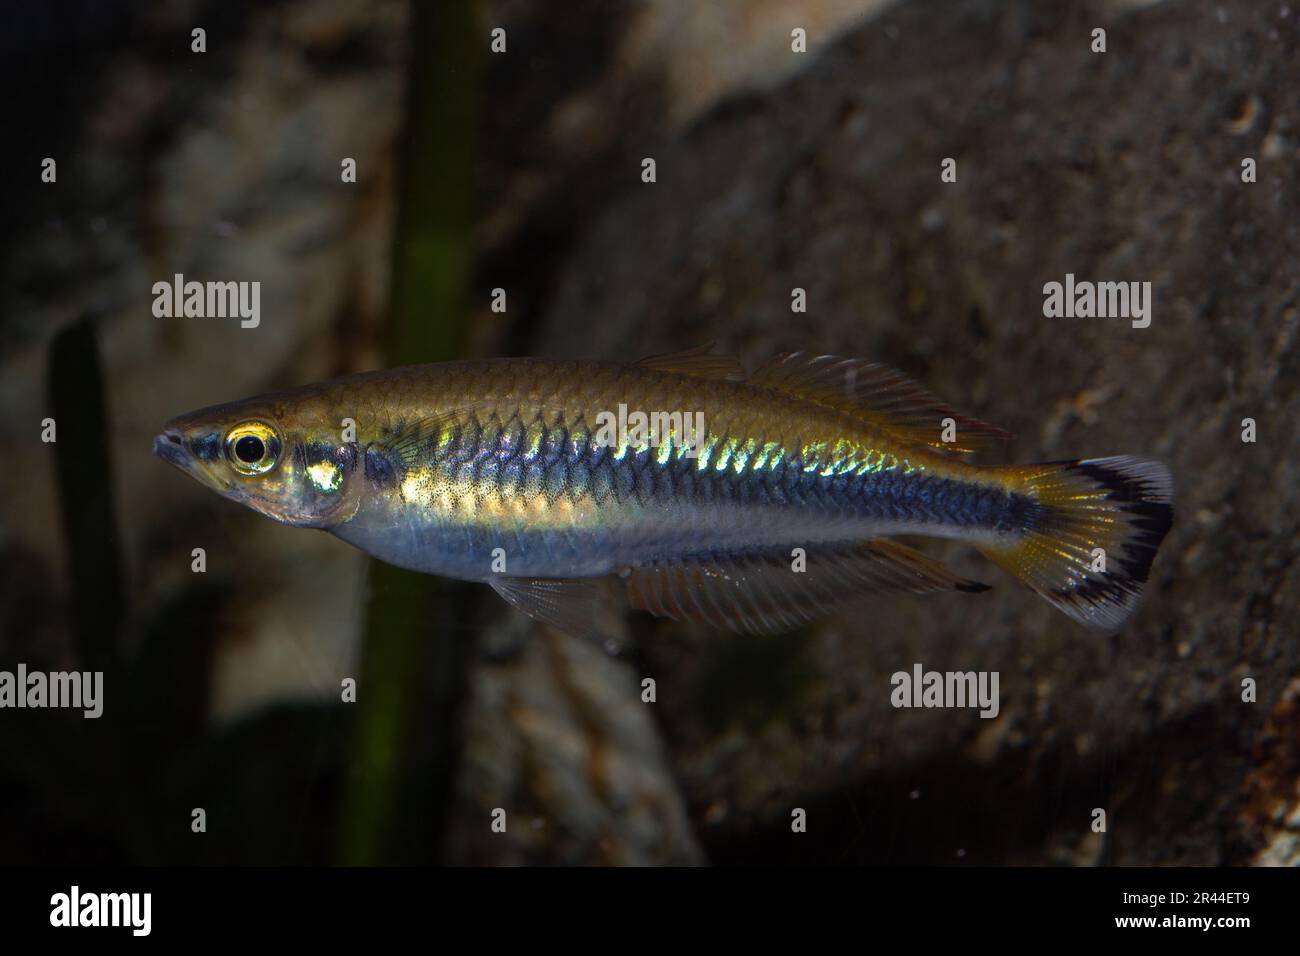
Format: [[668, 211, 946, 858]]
[[153, 348, 1173, 633]]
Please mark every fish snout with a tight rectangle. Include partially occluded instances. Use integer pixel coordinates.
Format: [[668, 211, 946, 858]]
[[152, 430, 189, 465], [153, 425, 242, 498]]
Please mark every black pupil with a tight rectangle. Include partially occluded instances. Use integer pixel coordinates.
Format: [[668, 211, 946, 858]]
[[234, 435, 265, 464]]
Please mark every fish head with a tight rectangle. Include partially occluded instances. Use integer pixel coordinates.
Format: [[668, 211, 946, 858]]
[[154, 397, 362, 529]]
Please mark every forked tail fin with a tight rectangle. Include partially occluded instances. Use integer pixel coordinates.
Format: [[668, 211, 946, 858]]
[[978, 456, 1174, 631]]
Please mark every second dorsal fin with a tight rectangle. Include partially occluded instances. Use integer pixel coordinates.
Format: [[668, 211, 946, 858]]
[[749, 352, 1012, 454]]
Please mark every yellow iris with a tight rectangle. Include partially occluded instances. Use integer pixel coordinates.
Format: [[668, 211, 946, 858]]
[[224, 421, 279, 476]]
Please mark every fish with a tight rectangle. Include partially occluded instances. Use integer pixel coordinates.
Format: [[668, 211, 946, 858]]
[[153, 347, 1173, 634]]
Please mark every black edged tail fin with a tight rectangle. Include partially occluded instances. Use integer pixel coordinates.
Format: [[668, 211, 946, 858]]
[[978, 456, 1173, 631]]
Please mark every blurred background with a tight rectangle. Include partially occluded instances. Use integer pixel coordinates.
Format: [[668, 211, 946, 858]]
[[1, 0, 1298, 865]]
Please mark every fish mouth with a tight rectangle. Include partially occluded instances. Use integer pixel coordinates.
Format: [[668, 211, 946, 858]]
[[153, 430, 237, 496], [152, 431, 191, 469], [155, 434, 219, 486]]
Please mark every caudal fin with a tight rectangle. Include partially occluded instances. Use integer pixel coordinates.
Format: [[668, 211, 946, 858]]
[[978, 456, 1173, 631]]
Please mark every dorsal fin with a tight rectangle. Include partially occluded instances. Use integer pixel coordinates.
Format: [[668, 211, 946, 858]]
[[637, 343, 745, 381], [749, 352, 1012, 454], [621, 539, 988, 635]]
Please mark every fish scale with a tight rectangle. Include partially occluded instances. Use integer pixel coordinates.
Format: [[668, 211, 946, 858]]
[[338, 388, 1010, 579]]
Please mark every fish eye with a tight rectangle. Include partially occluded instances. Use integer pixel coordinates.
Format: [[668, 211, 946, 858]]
[[234, 435, 264, 463], [224, 421, 280, 475]]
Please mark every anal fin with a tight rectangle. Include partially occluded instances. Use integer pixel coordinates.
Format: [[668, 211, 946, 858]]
[[623, 539, 988, 635]]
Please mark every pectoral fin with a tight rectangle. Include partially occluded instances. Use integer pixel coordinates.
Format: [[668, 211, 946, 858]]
[[371, 401, 495, 475]]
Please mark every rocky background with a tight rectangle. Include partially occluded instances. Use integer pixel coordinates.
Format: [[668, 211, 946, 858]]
[[1, 0, 1295, 865]]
